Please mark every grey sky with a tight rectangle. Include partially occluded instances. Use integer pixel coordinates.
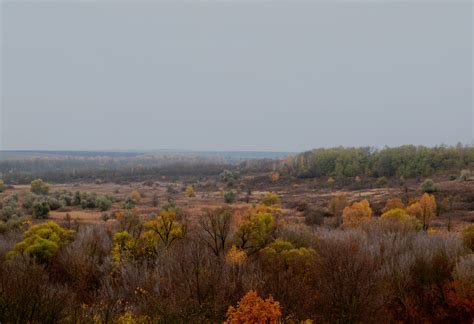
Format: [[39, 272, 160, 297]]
[[1, 1, 472, 152]]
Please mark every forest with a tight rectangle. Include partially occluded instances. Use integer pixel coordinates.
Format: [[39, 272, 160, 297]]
[[0, 145, 473, 323]]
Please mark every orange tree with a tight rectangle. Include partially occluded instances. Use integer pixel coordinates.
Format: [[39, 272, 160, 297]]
[[226, 290, 281, 323], [342, 200, 373, 228]]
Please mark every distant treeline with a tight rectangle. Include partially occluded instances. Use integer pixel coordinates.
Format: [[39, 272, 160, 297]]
[[1, 145, 472, 184], [285, 145, 474, 178], [0, 157, 232, 184]]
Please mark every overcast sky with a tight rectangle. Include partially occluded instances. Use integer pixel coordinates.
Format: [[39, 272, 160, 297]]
[[1, 1, 472, 152]]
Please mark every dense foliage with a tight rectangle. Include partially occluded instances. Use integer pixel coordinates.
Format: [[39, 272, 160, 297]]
[[287, 145, 474, 178]]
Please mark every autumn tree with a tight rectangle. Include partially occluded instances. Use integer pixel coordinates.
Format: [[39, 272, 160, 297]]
[[226, 290, 281, 323], [380, 208, 422, 230], [382, 197, 405, 213], [342, 200, 373, 228], [111, 231, 135, 262], [407, 193, 436, 230], [8, 221, 73, 263], [0, 179, 5, 192], [144, 210, 185, 248], [198, 207, 232, 256], [235, 211, 275, 255]]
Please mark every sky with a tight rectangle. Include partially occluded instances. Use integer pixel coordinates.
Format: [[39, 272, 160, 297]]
[[1, 1, 472, 152]]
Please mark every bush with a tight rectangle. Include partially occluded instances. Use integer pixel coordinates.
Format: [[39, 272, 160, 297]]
[[420, 179, 437, 193], [95, 196, 113, 211], [30, 179, 50, 195], [261, 192, 280, 206], [223, 191, 237, 204], [23, 193, 38, 211], [33, 200, 50, 219], [304, 209, 324, 226], [47, 197, 63, 211]]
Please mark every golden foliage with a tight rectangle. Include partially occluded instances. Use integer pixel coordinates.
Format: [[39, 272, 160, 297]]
[[407, 193, 436, 230], [185, 185, 196, 198], [342, 199, 373, 228], [226, 245, 247, 265], [144, 210, 185, 248], [226, 290, 282, 323], [261, 192, 280, 206], [380, 208, 422, 230], [382, 197, 405, 213]]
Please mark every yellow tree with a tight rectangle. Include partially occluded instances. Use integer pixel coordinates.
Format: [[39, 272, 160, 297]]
[[342, 199, 373, 228], [329, 194, 349, 226], [380, 208, 422, 230], [407, 194, 436, 230], [144, 210, 185, 248], [226, 290, 281, 323], [185, 185, 196, 198]]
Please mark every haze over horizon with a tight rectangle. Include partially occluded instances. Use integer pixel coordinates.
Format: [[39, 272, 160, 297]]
[[1, 1, 472, 151]]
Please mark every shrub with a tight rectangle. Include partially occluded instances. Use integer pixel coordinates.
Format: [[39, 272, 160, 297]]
[[304, 209, 324, 226], [22, 192, 38, 211], [30, 179, 50, 195], [32, 200, 50, 219], [80, 192, 98, 209], [420, 179, 437, 193], [224, 191, 237, 204], [95, 195, 113, 211], [461, 224, 474, 250], [47, 197, 63, 211], [261, 192, 280, 206], [0, 179, 5, 192]]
